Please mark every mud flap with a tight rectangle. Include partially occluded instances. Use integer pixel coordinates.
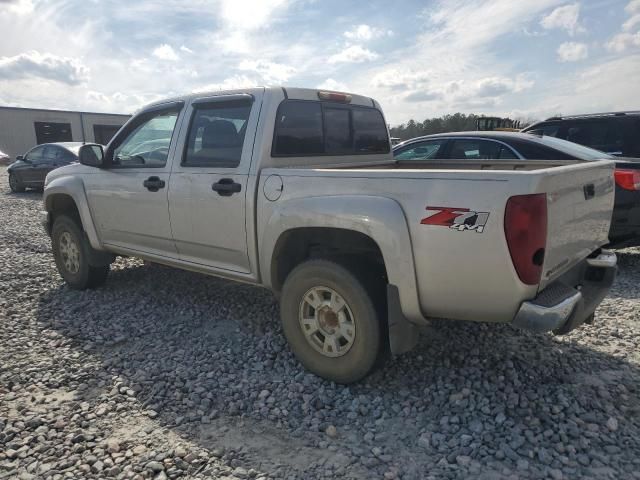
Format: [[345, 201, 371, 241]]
[[82, 232, 115, 267], [387, 284, 419, 355]]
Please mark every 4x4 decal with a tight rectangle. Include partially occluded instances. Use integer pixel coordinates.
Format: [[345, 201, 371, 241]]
[[421, 206, 490, 233]]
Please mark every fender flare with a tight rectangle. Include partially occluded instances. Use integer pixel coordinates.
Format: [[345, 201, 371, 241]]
[[260, 195, 425, 326], [43, 176, 103, 251]]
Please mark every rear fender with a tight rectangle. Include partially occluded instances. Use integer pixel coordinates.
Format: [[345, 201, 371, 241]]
[[261, 195, 425, 326]]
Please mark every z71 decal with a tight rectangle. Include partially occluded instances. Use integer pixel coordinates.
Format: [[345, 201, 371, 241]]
[[420, 206, 490, 233]]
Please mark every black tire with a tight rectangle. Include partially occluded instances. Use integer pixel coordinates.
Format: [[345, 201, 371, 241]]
[[52, 215, 109, 289], [8, 173, 25, 193], [280, 259, 385, 384]]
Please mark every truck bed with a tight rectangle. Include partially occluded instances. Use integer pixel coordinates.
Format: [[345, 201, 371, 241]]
[[259, 159, 615, 323]]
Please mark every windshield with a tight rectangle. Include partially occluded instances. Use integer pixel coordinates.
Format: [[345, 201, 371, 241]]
[[535, 135, 614, 160]]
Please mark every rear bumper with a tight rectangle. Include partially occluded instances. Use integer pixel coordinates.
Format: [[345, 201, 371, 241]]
[[512, 250, 617, 334]]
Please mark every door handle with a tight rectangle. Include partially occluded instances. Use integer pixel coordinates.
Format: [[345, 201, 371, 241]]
[[143, 176, 166, 192], [212, 178, 242, 196]]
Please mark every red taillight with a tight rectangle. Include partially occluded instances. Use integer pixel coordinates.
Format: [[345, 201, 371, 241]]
[[614, 169, 640, 191], [317, 91, 352, 103], [504, 193, 547, 285]]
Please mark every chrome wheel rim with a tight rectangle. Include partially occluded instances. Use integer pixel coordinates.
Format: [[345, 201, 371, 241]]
[[59, 231, 81, 274], [298, 286, 356, 358]]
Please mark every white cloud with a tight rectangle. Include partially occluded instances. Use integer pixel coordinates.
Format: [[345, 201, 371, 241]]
[[0, 50, 89, 84], [606, 32, 640, 52], [404, 90, 442, 102], [180, 45, 194, 54], [328, 45, 379, 64], [85, 90, 162, 113], [557, 41, 588, 61], [317, 78, 349, 91], [402, 75, 534, 105], [1, 0, 34, 15], [238, 59, 296, 83], [604, 1, 640, 53], [475, 76, 534, 96], [540, 3, 584, 35], [344, 24, 392, 41], [623, 13, 640, 31], [627, 0, 640, 13], [219, 0, 289, 31], [371, 69, 431, 89], [152, 44, 179, 61], [191, 74, 259, 93]]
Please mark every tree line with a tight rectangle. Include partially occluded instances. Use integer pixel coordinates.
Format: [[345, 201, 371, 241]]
[[389, 113, 535, 141]]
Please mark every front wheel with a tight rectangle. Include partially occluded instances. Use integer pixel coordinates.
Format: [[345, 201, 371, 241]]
[[280, 259, 384, 384], [9, 173, 25, 193], [52, 215, 109, 289]]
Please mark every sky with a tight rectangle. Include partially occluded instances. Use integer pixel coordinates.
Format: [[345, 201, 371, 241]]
[[0, 0, 639, 125]]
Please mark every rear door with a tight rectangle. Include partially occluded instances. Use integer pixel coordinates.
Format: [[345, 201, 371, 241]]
[[20, 145, 46, 184], [168, 91, 262, 273], [535, 160, 615, 288], [35, 146, 56, 183]]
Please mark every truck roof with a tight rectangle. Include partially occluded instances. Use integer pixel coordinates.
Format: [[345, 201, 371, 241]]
[[140, 86, 379, 112]]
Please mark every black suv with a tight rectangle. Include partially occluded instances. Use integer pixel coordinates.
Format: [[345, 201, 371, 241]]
[[522, 111, 640, 158]]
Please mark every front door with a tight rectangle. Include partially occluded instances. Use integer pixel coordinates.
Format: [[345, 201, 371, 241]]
[[20, 145, 46, 184], [84, 103, 184, 258], [168, 93, 261, 273]]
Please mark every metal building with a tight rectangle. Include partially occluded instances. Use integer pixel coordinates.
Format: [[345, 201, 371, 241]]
[[0, 106, 130, 160]]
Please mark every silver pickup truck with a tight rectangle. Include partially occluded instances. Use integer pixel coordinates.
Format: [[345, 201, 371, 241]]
[[42, 87, 617, 383]]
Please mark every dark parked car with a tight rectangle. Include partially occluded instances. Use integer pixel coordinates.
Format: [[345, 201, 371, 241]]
[[8, 142, 83, 192], [393, 132, 640, 248], [522, 111, 640, 158]]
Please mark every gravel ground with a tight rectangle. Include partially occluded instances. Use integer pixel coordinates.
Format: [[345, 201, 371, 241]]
[[1, 166, 639, 480]]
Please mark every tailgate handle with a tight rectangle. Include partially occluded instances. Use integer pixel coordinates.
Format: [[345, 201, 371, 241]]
[[583, 183, 595, 200]]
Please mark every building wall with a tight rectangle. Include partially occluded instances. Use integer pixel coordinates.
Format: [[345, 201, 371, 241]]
[[0, 107, 130, 159]]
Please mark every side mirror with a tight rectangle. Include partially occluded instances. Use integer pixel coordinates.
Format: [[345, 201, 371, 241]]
[[79, 144, 104, 167], [16, 155, 25, 161]]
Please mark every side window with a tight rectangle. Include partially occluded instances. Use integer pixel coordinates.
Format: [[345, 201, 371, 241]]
[[528, 124, 561, 137], [41, 146, 57, 163], [183, 100, 252, 168], [449, 139, 502, 159], [26, 146, 44, 161], [274, 101, 324, 155], [394, 140, 446, 161], [510, 141, 573, 160], [498, 146, 519, 159], [563, 121, 623, 153], [112, 107, 181, 168], [58, 148, 76, 163]]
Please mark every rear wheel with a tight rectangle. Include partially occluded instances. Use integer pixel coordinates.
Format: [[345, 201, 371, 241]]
[[280, 259, 384, 384], [8, 173, 25, 193], [52, 215, 109, 289]]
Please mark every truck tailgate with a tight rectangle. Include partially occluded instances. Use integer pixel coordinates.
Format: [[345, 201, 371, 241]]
[[536, 160, 615, 289]]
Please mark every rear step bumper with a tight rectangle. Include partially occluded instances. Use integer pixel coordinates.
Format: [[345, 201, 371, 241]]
[[512, 250, 617, 334]]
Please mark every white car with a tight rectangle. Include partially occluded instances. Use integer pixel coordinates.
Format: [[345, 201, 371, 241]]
[[42, 87, 617, 383], [0, 149, 10, 166]]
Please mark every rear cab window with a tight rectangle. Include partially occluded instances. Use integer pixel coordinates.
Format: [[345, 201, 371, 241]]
[[272, 100, 389, 157]]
